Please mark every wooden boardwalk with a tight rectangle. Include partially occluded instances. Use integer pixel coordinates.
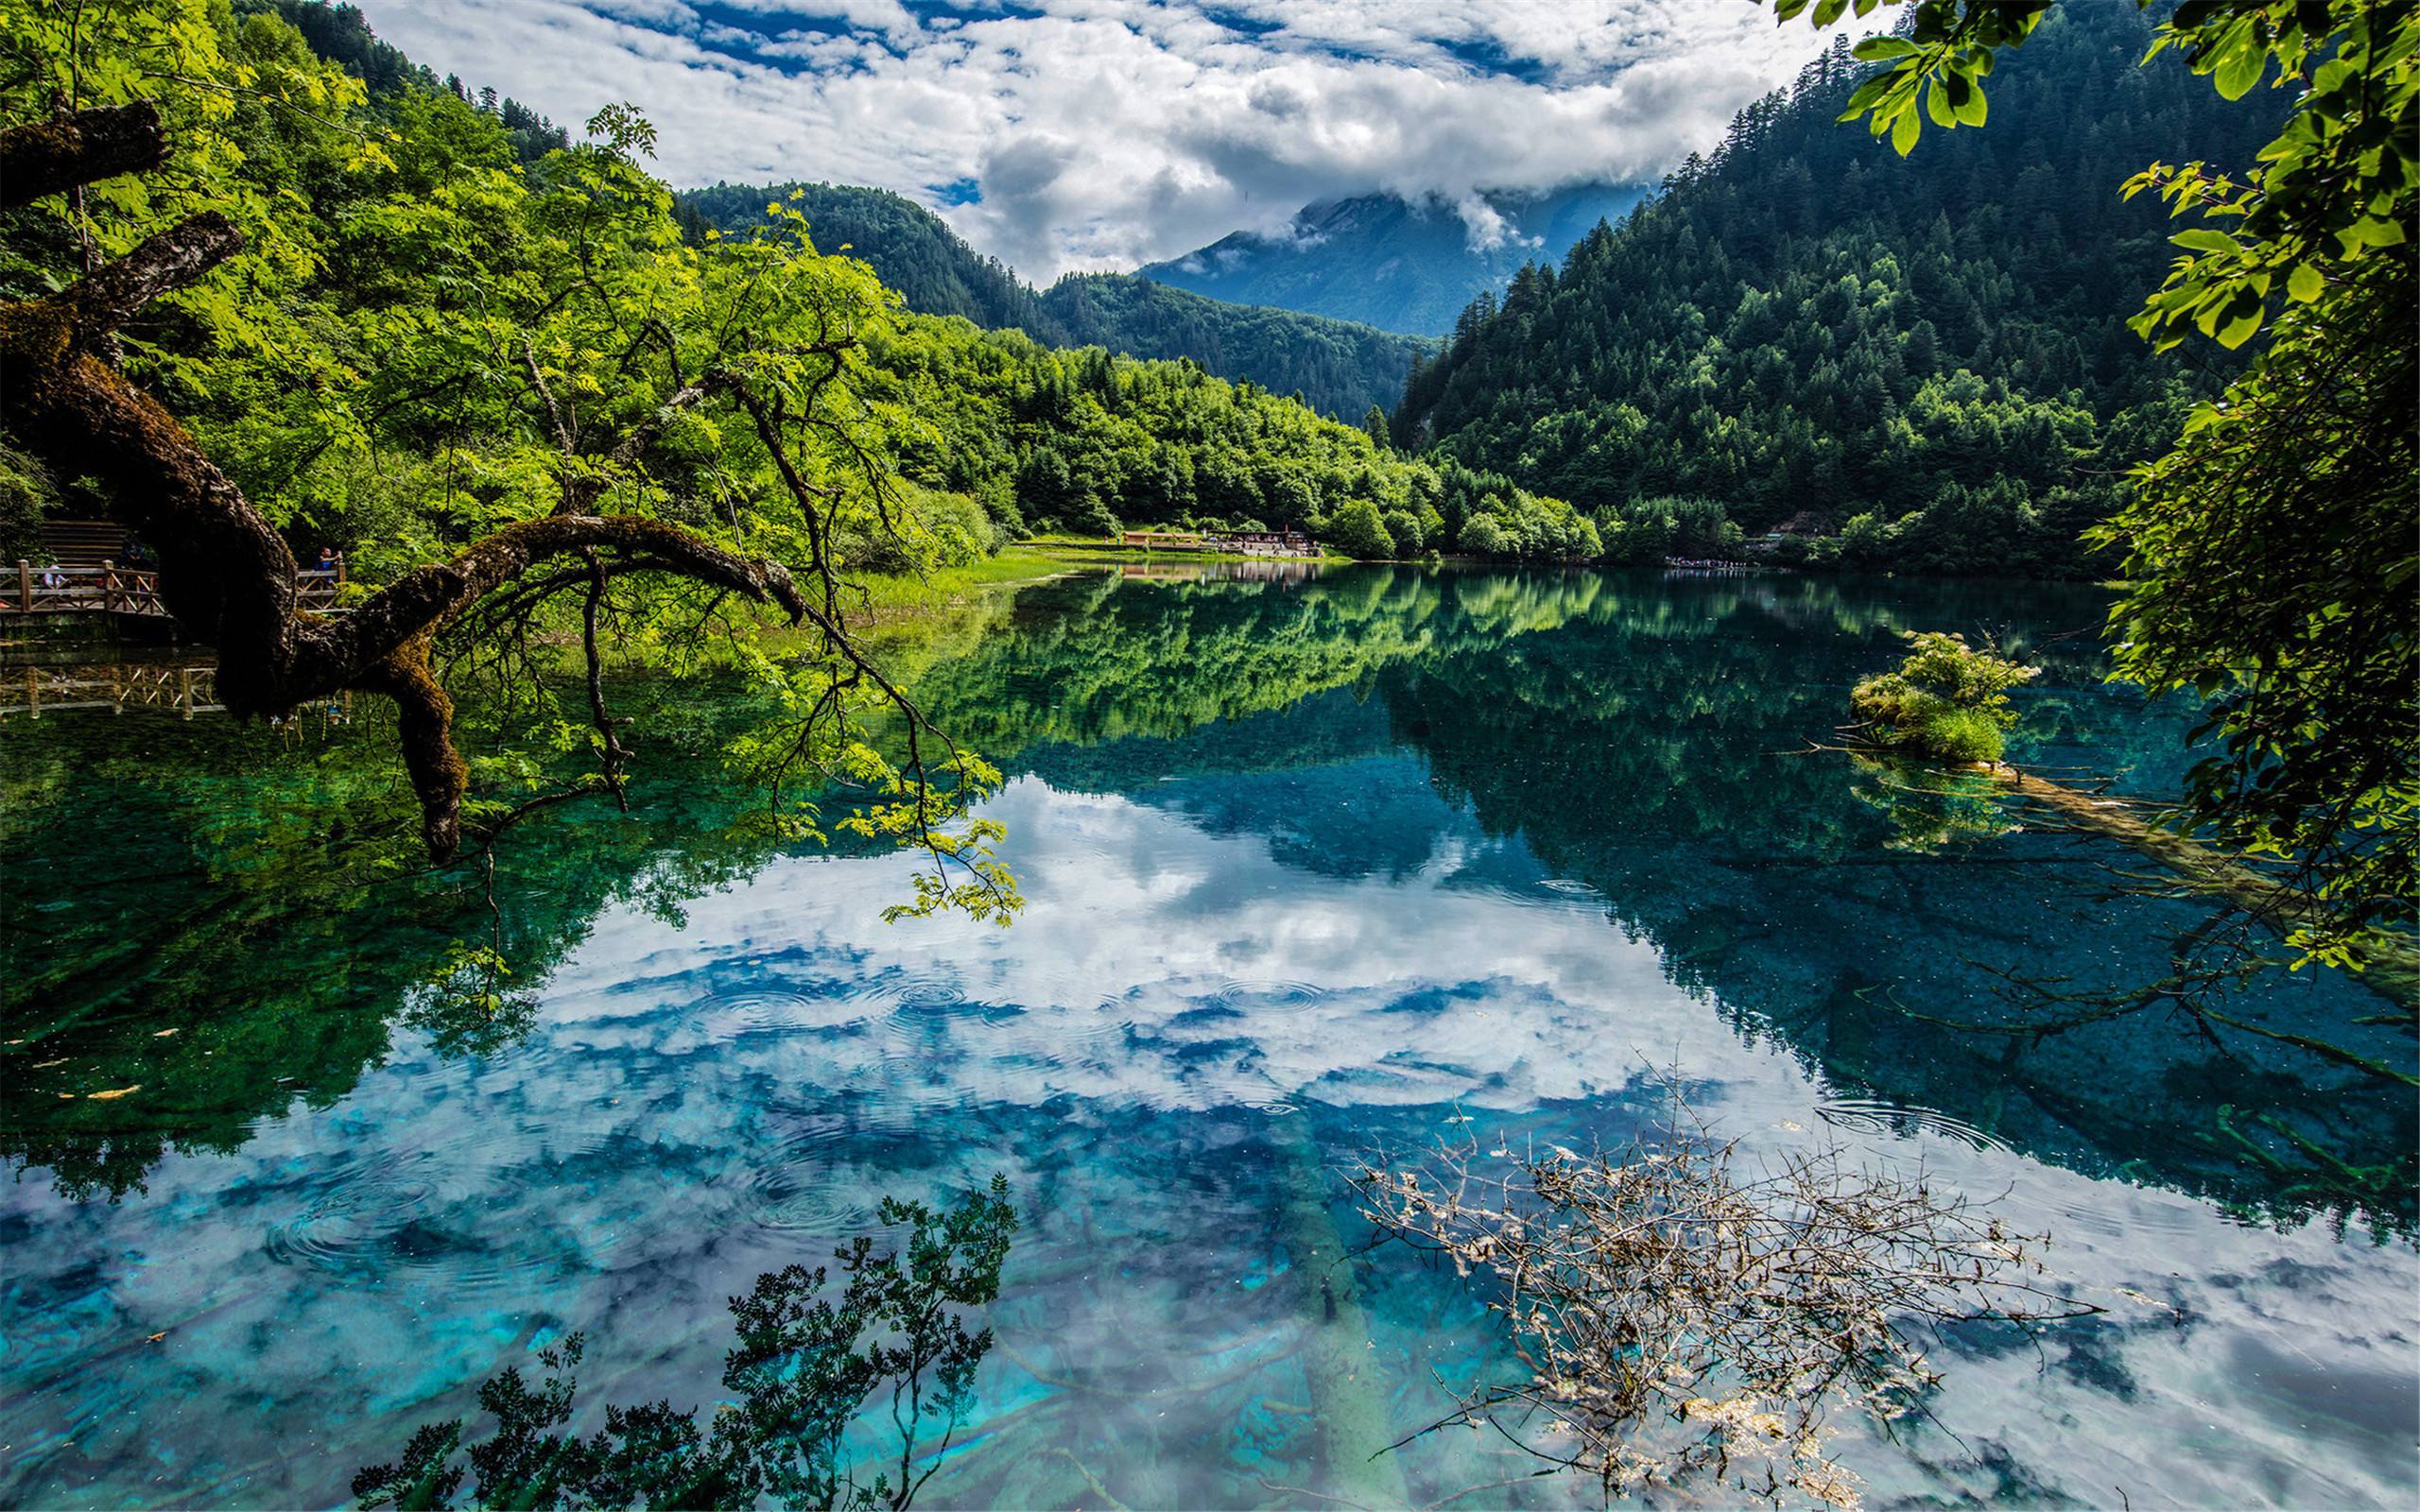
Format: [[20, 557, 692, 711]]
[[0, 662, 362, 723], [5, 560, 342, 620], [0, 662, 223, 720]]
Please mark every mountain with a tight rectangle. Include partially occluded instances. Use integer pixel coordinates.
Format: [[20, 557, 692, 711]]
[[1032, 275, 1425, 422], [677, 181, 1060, 337], [678, 181, 1427, 420], [1139, 183, 1648, 337], [1394, 3, 2282, 576]]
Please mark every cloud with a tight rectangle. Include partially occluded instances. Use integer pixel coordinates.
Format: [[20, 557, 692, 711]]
[[353, 1, 1889, 281], [1447, 192, 1522, 252]]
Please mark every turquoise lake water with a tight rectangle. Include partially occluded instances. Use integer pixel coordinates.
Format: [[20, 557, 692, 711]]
[[3, 565, 2413, 1507]]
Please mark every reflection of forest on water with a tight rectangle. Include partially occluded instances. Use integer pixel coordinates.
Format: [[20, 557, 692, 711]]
[[920, 566, 2412, 1231], [4, 564, 2409, 1228], [4, 564, 2415, 1509]]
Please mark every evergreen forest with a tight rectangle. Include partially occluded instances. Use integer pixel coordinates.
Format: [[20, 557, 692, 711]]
[[1397, 4, 2283, 576], [677, 182, 1430, 421]]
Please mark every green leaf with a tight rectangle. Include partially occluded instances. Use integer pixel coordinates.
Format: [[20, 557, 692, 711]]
[[2213, 41, 2265, 100], [1954, 79, 1988, 127], [2351, 215, 2409, 249], [2286, 263, 2325, 302], [1839, 74, 1895, 117], [2169, 227, 2243, 255], [1890, 105, 1920, 157], [2213, 287, 2266, 348], [1924, 80, 1957, 129]]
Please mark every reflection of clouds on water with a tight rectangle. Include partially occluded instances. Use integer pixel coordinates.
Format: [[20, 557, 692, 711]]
[[1814, 1095, 2009, 1152], [551, 777, 1710, 1113], [0, 777, 2413, 1509]]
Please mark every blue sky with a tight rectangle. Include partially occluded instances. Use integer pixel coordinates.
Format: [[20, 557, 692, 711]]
[[357, 2, 1884, 280]]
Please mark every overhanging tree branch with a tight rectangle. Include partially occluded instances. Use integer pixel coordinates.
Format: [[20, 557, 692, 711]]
[[0, 102, 166, 209], [0, 105, 819, 862]]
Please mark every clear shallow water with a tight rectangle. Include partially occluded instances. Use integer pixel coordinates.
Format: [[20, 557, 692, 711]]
[[3, 565, 2413, 1507]]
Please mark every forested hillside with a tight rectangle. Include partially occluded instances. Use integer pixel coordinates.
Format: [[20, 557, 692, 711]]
[[678, 180, 1059, 335], [1031, 274, 1424, 425], [247, 0, 572, 162], [1, 0, 1570, 573], [1396, 3, 2281, 576], [680, 180, 1428, 419], [1141, 183, 1646, 336]]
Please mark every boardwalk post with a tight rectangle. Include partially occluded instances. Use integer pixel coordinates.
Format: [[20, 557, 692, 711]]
[[25, 666, 38, 720], [16, 558, 28, 613], [101, 559, 115, 613], [180, 666, 196, 720]]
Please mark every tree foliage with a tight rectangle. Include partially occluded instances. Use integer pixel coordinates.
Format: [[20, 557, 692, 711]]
[[353, 1178, 1017, 1511], [1851, 630, 2041, 764], [1397, 3, 2280, 576], [1781, 0, 2417, 998]]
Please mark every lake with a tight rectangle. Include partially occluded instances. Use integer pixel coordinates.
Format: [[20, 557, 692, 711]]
[[3, 564, 2412, 1508]]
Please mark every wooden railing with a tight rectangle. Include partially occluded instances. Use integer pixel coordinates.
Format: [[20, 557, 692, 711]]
[[0, 661, 359, 723], [5, 560, 345, 618], [0, 662, 221, 720]]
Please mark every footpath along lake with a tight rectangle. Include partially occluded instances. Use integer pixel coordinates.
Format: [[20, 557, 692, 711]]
[[3, 564, 2412, 1508]]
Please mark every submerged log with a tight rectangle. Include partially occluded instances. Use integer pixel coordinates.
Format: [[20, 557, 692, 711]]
[[1994, 765, 2419, 1005], [1269, 1115, 1413, 1508]]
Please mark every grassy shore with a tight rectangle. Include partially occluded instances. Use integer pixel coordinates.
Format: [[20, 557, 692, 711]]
[[849, 545, 1092, 619], [1017, 533, 1350, 566], [848, 536, 1344, 625]]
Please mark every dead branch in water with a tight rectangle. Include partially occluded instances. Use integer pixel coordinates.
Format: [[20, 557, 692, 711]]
[[1348, 1100, 2091, 1509]]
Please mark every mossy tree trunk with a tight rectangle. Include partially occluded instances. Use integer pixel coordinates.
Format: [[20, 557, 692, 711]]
[[0, 105, 808, 859]]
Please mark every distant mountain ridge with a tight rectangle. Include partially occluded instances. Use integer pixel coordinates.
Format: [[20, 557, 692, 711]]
[[1139, 183, 1650, 337], [678, 181, 1428, 419]]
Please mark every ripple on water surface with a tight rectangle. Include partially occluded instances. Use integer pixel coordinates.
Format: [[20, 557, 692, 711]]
[[728, 1121, 879, 1235], [266, 1150, 471, 1277], [1215, 978, 1331, 1009], [1814, 1095, 2009, 1152], [692, 987, 878, 1039], [260, 1127, 645, 1293]]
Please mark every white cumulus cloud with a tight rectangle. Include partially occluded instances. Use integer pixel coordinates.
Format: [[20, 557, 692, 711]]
[[353, 0, 1887, 281]]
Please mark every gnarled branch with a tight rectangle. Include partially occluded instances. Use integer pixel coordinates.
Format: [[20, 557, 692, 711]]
[[66, 210, 245, 340], [0, 112, 813, 861], [0, 102, 167, 209]]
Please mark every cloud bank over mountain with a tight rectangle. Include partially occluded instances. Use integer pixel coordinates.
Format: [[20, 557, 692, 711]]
[[358, 1, 1883, 281]]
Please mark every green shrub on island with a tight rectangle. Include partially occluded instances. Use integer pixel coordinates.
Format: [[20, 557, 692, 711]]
[[1850, 631, 2040, 765]]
